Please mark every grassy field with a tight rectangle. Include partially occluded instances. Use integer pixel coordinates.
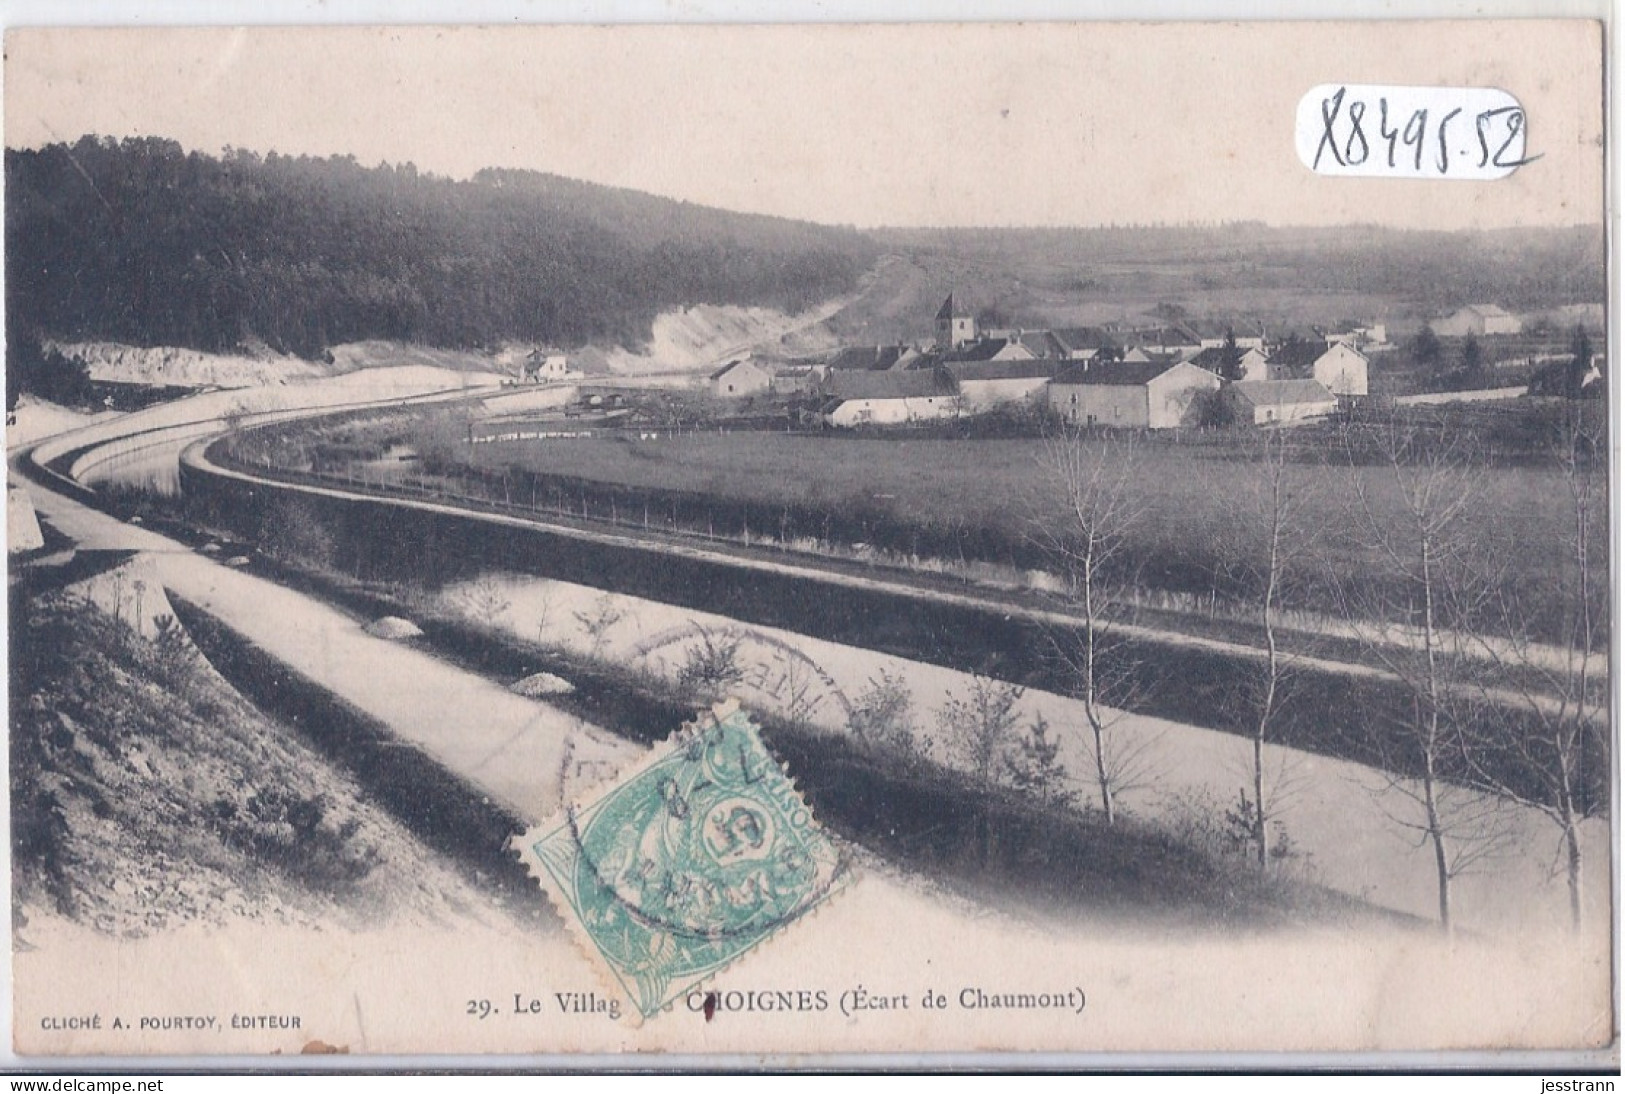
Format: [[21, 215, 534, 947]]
[[225, 399, 1605, 646], [443, 419, 1596, 637]]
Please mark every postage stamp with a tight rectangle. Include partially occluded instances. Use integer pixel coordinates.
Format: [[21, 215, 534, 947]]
[[511, 700, 852, 1021]]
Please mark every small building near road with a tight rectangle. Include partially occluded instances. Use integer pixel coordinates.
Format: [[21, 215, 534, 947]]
[[709, 357, 772, 398], [520, 349, 581, 382], [822, 368, 960, 427], [1224, 379, 1338, 425], [1435, 304, 1522, 337], [1047, 359, 1220, 430]]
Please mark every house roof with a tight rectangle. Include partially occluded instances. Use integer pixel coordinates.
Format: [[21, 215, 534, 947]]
[[826, 345, 912, 371], [1124, 347, 1186, 365], [1018, 330, 1068, 359], [1182, 319, 1262, 341], [1186, 347, 1237, 372], [1266, 338, 1327, 371], [941, 339, 1036, 364], [936, 293, 974, 321], [1119, 324, 1201, 349], [1466, 304, 1513, 318], [1227, 379, 1336, 407], [828, 368, 956, 400], [1052, 360, 1181, 386], [708, 358, 758, 381], [944, 359, 1059, 382], [1051, 327, 1119, 354]]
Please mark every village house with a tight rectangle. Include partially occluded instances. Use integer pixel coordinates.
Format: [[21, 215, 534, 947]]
[[1321, 322, 1388, 350], [1182, 319, 1267, 351], [519, 349, 580, 382], [825, 344, 922, 372], [1266, 339, 1368, 397], [940, 337, 1036, 365], [1115, 324, 1203, 359], [821, 367, 961, 427], [708, 357, 772, 398], [1223, 379, 1338, 425], [975, 327, 1121, 363], [1050, 327, 1122, 361], [769, 365, 827, 395], [1435, 304, 1522, 337], [1046, 359, 1220, 430], [1186, 345, 1270, 382], [1121, 346, 1190, 366], [1016, 330, 1069, 359], [943, 359, 1058, 411]]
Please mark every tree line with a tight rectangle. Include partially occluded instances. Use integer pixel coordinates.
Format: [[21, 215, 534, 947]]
[[6, 137, 878, 360]]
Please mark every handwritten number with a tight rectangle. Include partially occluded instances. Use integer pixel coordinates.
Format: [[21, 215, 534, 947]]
[[1493, 109, 1540, 167], [1316, 92, 1537, 176], [1377, 98, 1401, 169], [1476, 107, 1542, 169], [1402, 108, 1428, 172], [1343, 100, 1369, 165], [1314, 87, 1347, 169], [1434, 107, 1461, 174]]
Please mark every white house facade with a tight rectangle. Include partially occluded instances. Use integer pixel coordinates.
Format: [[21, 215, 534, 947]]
[[1310, 343, 1369, 397], [709, 358, 772, 398]]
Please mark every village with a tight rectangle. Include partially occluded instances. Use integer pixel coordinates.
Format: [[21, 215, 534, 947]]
[[691, 294, 1597, 431]]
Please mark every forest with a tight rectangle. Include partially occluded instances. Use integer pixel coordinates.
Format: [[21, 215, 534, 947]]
[[5, 137, 878, 359], [7, 137, 1605, 368]]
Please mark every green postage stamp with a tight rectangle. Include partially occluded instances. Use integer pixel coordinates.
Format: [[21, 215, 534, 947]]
[[512, 701, 852, 1021]]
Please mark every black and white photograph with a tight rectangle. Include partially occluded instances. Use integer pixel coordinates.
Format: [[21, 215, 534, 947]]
[[2, 18, 1612, 1063]]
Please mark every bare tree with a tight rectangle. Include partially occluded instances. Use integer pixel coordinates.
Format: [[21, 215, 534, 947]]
[[936, 675, 1025, 782], [1224, 427, 1320, 867], [1031, 426, 1158, 824], [936, 674, 1026, 864], [1340, 410, 1511, 934], [1462, 400, 1607, 930]]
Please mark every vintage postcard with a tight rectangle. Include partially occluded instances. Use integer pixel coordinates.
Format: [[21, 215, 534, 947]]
[[3, 19, 1613, 1064]]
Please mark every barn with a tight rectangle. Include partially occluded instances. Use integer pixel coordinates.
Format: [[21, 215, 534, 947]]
[[821, 368, 960, 427], [1046, 360, 1220, 430]]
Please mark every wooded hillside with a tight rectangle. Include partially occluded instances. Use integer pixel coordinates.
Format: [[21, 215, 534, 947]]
[[6, 137, 878, 358]]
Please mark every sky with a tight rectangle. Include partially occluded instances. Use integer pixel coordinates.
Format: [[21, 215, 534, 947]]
[[3, 20, 1607, 230]]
